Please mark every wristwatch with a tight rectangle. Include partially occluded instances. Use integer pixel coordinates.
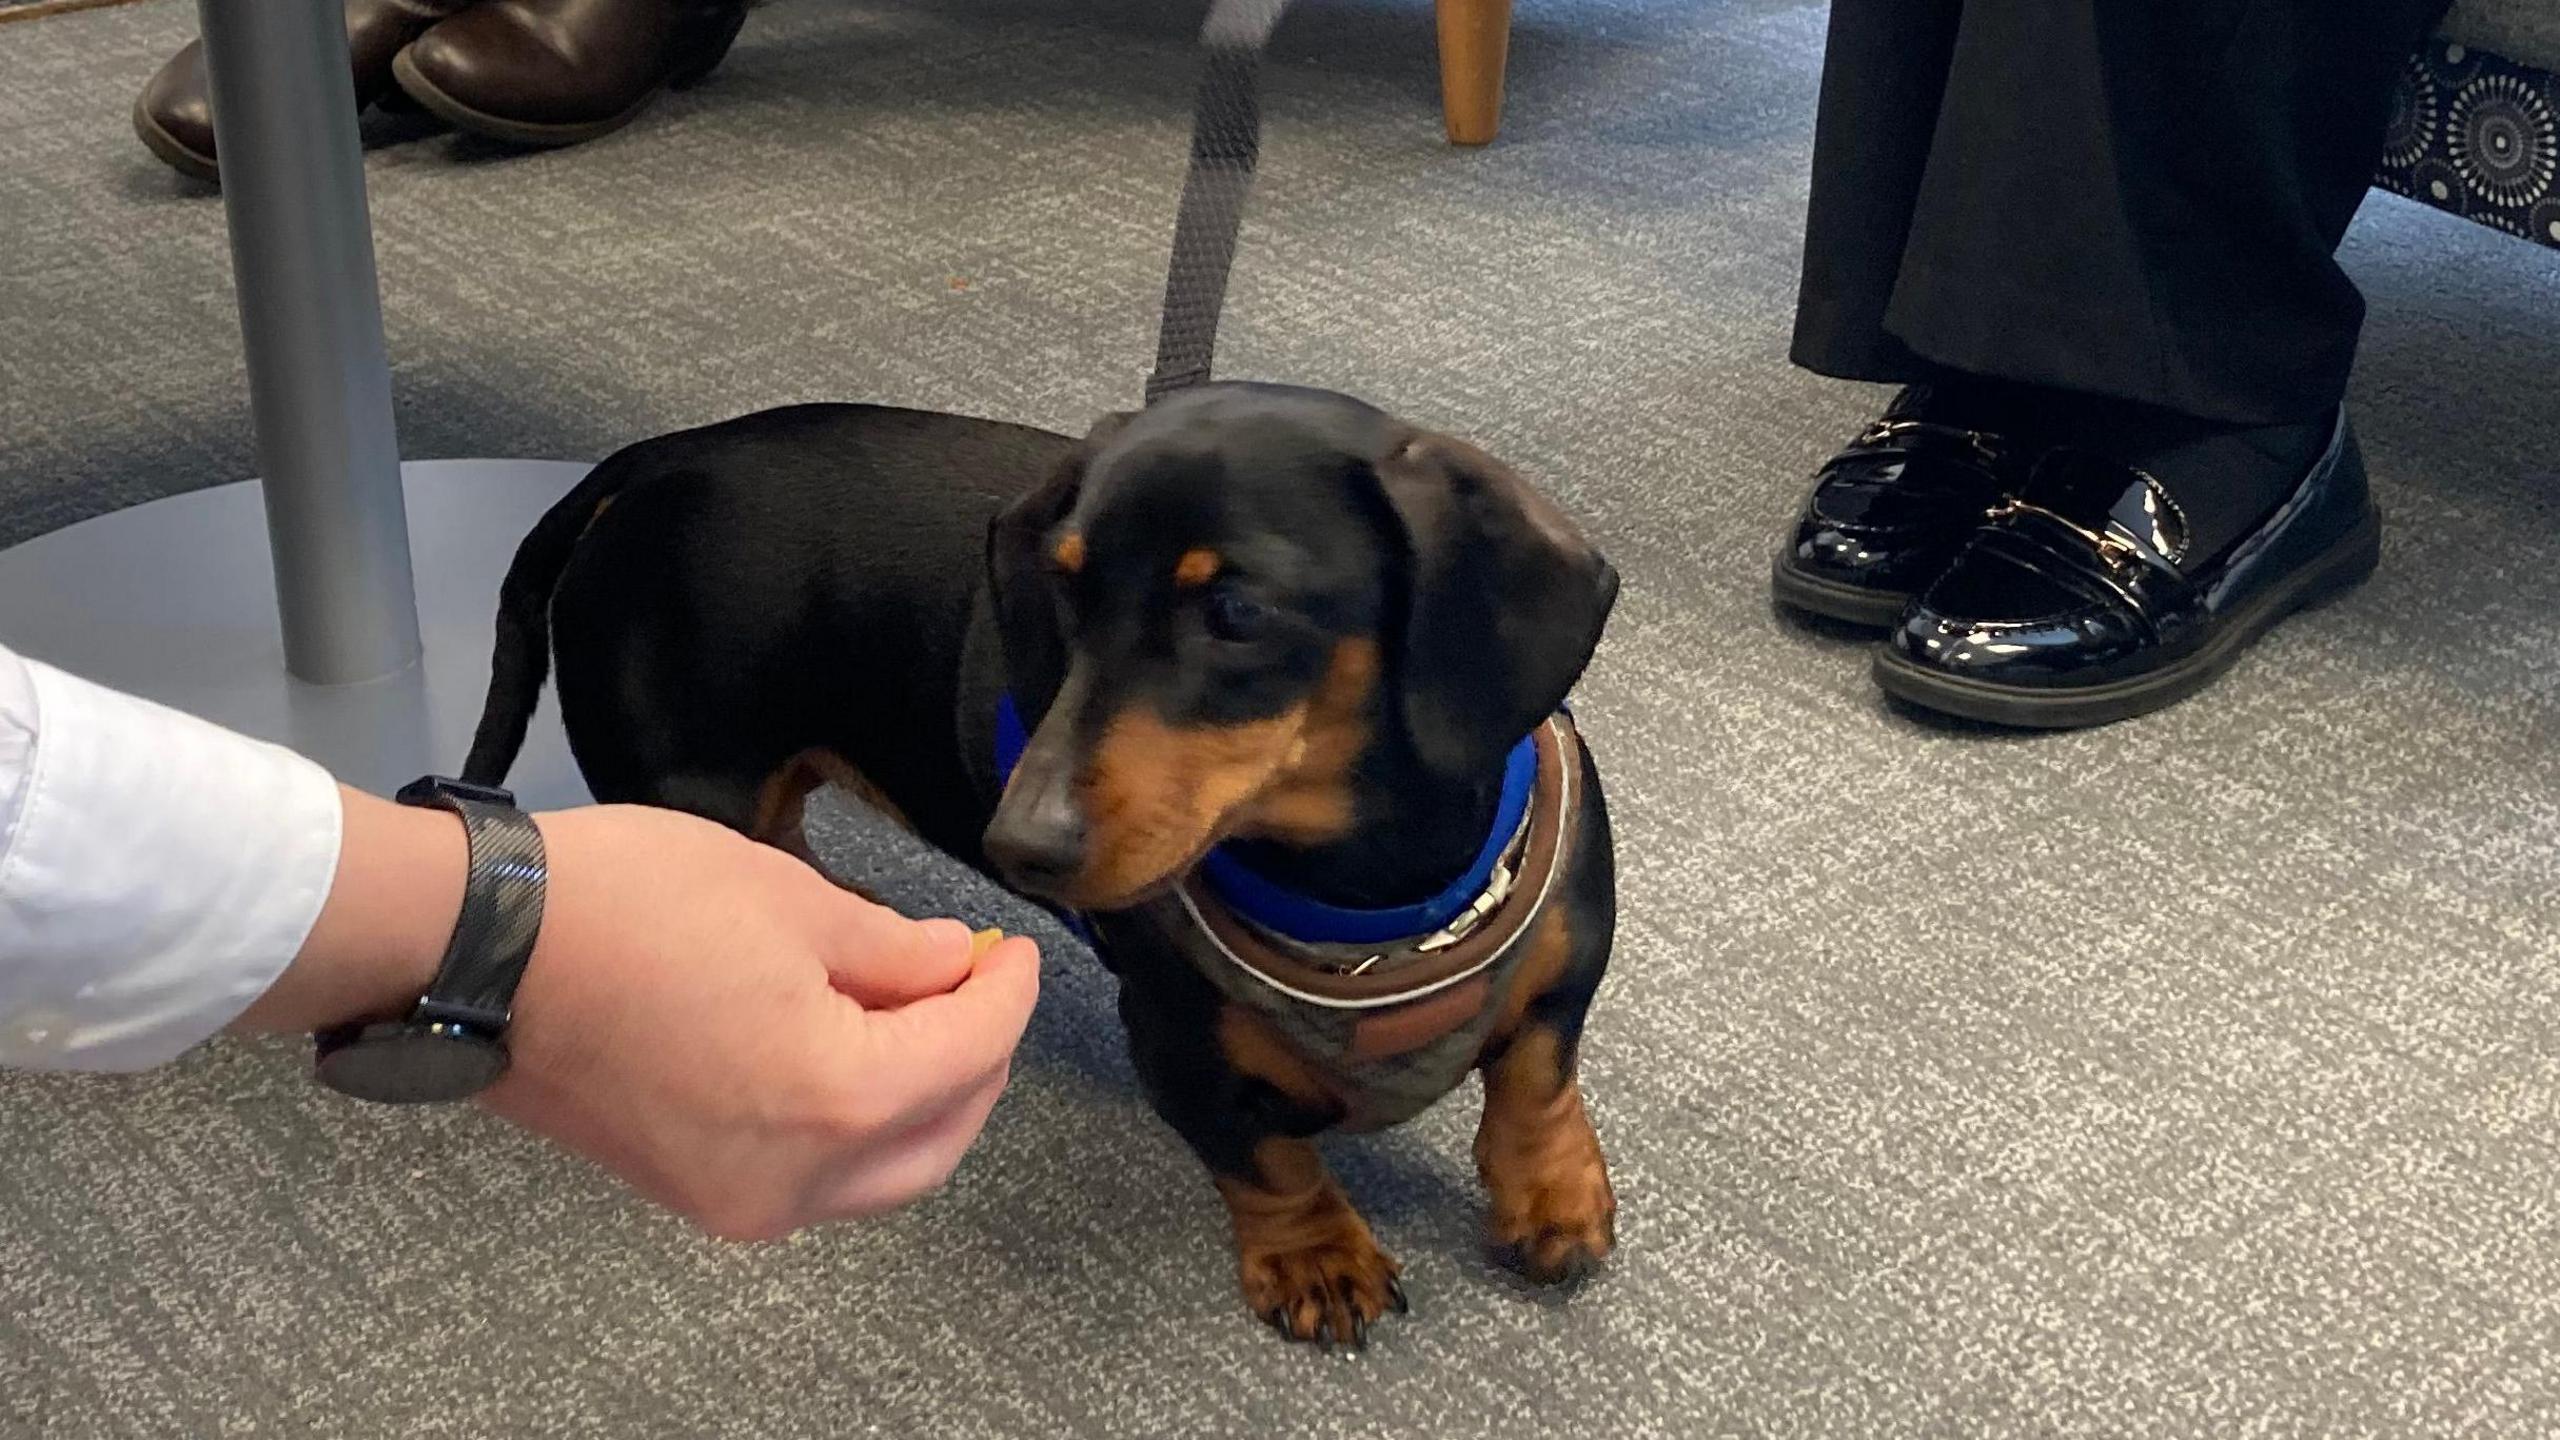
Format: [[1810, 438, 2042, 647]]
[[313, 776, 548, 1104]]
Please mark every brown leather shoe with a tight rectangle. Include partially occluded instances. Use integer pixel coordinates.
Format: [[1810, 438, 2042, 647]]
[[131, 0, 474, 183], [390, 0, 749, 148]]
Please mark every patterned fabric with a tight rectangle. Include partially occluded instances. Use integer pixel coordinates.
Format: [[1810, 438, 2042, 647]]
[[2376, 38, 2560, 250]]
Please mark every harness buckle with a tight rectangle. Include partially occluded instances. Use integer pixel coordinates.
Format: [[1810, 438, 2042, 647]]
[[1327, 848, 1522, 974]]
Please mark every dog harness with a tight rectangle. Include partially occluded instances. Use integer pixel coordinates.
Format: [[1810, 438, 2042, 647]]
[[995, 700, 1582, 1129]]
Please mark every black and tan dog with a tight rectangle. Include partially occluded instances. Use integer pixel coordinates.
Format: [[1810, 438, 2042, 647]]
[[462, 382, 1621, 1345]]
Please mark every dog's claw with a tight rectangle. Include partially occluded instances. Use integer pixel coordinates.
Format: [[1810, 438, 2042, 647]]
[[1387, 1274, 1410, 1314], [1337, 1279, 1369, 1349]]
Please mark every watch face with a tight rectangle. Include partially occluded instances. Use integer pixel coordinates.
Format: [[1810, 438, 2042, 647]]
[[315, 1022, 509, 1104]]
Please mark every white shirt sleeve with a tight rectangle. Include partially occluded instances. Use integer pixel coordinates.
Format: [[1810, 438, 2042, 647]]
[[0, 643, 344, 1071]]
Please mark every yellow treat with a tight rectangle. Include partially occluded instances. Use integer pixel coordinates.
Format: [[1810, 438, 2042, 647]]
[[970, 928, 1006, 957]]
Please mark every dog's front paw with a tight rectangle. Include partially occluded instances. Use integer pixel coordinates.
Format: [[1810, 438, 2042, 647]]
[[1486, 1152, 1616, 1286], [1238, 1228, 1407, 1348], [1478, 1086, 1617, 1287], [1476, 1029, 1618, 1288]]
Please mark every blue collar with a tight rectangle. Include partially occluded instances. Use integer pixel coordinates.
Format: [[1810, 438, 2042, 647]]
[[994, 693, 1540, 947]]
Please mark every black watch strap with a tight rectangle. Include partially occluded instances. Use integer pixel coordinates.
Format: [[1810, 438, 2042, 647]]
[[315, 778, 548, 1105], [394, 776, 547, 1033]]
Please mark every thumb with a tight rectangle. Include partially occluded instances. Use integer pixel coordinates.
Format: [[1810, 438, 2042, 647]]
[[845, 937, 1042, 1114], [816, 901, 980, 1008]]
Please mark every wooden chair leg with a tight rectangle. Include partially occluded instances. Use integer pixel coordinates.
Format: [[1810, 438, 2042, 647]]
[[1435, 0, 1513, 146]]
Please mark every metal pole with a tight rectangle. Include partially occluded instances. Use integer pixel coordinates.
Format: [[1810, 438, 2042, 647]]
[[197, 0, 422, 686]]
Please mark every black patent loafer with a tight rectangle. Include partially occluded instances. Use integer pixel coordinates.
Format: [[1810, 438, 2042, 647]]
[[1772, 386, 2024, 627], [1873, 409, 2379, 728]]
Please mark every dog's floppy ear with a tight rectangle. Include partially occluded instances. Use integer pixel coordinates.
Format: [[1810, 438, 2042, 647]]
[[1371, 431, 1617, 776], [986, 411, 1132, 707]]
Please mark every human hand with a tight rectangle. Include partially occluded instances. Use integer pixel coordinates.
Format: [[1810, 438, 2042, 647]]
[[243, 792, 1039, 1241], [484, 805, 1041, 1240]]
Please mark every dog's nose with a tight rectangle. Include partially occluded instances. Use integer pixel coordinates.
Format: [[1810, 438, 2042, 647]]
[[985, 788, 1089, 896]]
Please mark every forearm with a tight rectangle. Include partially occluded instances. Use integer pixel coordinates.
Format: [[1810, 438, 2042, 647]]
[[226, 786, 462, 1036], [0, 648, 352, 1069]]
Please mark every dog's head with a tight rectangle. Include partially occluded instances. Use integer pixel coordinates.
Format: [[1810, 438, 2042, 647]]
[[982, 383, 1616, 911]]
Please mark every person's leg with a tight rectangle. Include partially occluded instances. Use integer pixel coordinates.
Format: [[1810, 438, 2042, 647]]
[[1867, 0, 2455, 725], [1782, 0, 2453, 725], [1771, 0, 2048, 626], [1874, 0, 2445, 570], [1788, 0, 1967, 388], [1882, 0, 2450, 429]]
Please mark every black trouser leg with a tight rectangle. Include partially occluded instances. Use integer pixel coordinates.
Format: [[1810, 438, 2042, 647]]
[[1791, 0, 2450, 427]]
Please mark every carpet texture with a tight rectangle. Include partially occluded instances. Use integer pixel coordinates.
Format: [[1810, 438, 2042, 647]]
[[4, 2, 2560, 1436]]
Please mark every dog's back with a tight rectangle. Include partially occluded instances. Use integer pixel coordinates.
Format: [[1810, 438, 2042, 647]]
[[465, 402, 1076, 853]]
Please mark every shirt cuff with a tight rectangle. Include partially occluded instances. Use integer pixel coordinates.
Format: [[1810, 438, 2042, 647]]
[[0, 658, 344, 1071]]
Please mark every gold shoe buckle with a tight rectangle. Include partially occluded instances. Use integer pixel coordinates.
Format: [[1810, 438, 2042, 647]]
[[1859, 419, 2002, 468], [1985, 496, 2144, 570]]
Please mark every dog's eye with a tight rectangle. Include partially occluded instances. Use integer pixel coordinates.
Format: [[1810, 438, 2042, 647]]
[[1204, 587, 1274, 645]]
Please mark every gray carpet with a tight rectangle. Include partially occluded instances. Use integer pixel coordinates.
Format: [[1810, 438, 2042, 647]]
[[6, 1, 2560, 1436]]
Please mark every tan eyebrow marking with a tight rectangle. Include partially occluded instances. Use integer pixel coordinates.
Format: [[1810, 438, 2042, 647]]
[[1174, 548, 1222, 587], [1052, 533, 1086, 573]]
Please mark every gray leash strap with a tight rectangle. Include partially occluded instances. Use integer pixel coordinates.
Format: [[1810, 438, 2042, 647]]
[[1146, 0, 1293, 404]]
